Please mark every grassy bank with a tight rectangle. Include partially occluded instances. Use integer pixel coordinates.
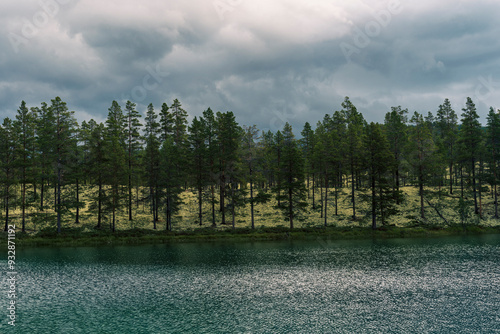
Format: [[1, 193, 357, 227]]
[[3, 185, 500, 248], [5, 224, 500, 248]]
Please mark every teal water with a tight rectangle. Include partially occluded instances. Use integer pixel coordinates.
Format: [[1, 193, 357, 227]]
[[2, 235, 500, 333]]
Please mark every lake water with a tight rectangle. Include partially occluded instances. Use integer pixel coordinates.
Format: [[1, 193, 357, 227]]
[[2, 235, 500, 333]]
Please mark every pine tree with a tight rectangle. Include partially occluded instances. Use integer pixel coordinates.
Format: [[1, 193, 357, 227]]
[[259, 130, 275, 191], [313, 121, 327, 222], [458, 97, 482, 215], [170, 99, 188, 146], [34, 102, 56, 212], [300, 122, 315, 200], [342, 96, 364, 220], [314, 115, 342, 226], [274, 123, 307, 228], [242, 125, 264, 229], [13, 101, 37, 232], [159, 102, 173, 143], [50, 97, 78, 233], [143, 103, 161, 228], [215, 111, 241, 225], [69, 123, 85, 225], [331, 110, 347, 216], [159, 137, 183, 231], [202, 108, 218, 226], [384, 106, 408, 203], [124, 100, 142, 221], [86, 121, 108, 229], [436, 98, 458, 194], [273, 130, 284, 209], [104, 101, 127, 232], [486, 107, 500, 218], [0, 118, 17, 231], [364, 122, 395, 229], [188, 116, 209, 226], [408, 111, 437, 220]]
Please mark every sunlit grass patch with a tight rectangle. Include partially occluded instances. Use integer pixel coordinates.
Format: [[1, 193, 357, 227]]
[[3, 182, 500, 236]]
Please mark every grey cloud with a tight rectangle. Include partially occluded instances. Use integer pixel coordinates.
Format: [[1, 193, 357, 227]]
[[1, 0, 500, 133]]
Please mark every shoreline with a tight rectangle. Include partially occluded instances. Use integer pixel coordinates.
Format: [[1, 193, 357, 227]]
[[4, 225, 500, 248]]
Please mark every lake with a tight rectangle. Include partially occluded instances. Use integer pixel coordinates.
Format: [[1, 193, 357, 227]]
[[2, 235, 500, 333]]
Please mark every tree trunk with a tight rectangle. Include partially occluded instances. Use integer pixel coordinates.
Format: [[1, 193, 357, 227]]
[[351, 162, 356, 220], [289, 186, 293, 229], [419, 166, 425, 220], [460, 166, 464, 198], [98, 178, 102, 229], [57, 165, 62, 233], [21, 178, 26, 233], [151, 186, 156, 229], [395, 164, 400, 204], [472, 159, 478, 215], [155, 184, 159, 223], [198, 186, 203, 226], [4, 187, 9, 232], [312, 173, 315, 209], [334, 184, 338, 216], [75, 178, 80, 224], [128, 171, 132, 221], [220, 170, 226, 225], [449, 161, 453, 195], [250, 179, 255, 229], [371, 174, 376, 230], [320, 175, 323, 218], [324, 173, 328, 227], [495, 183, 498, 219], [231, 187, 235, 230], [40, 178, 44, 211], [112, 191, 116, 233], [211, 185, 216, 227]]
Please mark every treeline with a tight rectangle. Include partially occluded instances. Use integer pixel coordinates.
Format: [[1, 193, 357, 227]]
[[1, 96, 499, 233]]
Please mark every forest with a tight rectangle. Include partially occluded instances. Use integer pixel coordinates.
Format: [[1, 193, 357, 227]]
[[1, 95, 499, 234]]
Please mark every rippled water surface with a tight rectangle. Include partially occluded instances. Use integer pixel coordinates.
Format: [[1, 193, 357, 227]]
[[2, 235, 500, 333]]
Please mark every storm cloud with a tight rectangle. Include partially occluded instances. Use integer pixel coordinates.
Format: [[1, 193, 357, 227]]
[[2, 0, 500, 132]]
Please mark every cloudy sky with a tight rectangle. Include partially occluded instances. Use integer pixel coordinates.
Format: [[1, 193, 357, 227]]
[[2, 0, 500, 133]]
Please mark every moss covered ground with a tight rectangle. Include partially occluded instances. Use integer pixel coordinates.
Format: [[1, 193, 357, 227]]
[[2, 184, 500, 248]]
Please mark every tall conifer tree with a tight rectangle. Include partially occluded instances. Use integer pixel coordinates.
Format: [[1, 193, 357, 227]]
[[458, 97, 482, 215]]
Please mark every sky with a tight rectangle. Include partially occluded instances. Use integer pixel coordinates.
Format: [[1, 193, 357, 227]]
[[2, 0, 500, 133]]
